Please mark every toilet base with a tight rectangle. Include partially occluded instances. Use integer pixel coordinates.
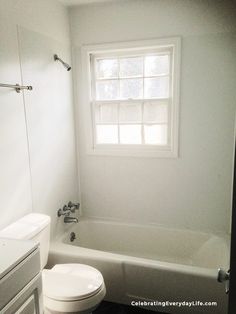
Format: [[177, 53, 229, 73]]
[[43, 290, 104, 314], [44, 294, 104, 314], [44, 306, 96, 314]]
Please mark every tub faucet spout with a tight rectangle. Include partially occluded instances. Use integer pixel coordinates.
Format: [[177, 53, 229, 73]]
[[64, 216, 78, 223]]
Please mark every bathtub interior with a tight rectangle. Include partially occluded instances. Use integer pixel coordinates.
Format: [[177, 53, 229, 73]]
[[62, 219, 229, 269]]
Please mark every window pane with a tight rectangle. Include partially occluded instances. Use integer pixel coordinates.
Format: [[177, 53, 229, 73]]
[[120, 125, 142, 144], [96, 125, 118, 144], [120, 79, 143, 99], [144, 124, 168, 145], [119, 103, 142, 123], [96, 80, 119, 100], [96, 59, 118, 78], [120, 57, 143, 77], [143, 102, 168, 123], [95, 104, 118, 123], [145, 55, 169, 76], [144, 77, 169, 98]]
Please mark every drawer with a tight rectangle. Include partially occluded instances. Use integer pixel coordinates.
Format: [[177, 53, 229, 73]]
[[0, 248, 40, 310]]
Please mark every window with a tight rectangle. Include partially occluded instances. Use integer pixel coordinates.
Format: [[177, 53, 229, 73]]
[[82, 38, 180, 157]]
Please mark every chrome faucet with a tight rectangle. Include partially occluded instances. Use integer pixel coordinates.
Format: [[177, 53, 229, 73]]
[[64, 216, 78, 223], [57, 201, 80, 223], [68, 201, 80, 212], [57, 201, 80, 217]]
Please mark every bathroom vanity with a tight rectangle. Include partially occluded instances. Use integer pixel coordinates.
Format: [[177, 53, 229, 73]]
[[0, 238, 42, 314]]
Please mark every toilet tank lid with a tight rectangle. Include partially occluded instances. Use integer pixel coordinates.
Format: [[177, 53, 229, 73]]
[[0, 213, 51, 240]]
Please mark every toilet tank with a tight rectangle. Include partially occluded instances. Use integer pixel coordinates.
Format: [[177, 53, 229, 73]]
[[0, 213, 51, 269]]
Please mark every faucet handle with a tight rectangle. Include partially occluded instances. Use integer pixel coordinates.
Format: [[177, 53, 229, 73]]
[[68, 201, 80, 212], [57, 208, 63, 217], [63, 205, 70, 211], [58, 206, 71, 217]]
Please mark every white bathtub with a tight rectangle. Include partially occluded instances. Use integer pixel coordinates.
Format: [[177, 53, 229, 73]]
[[48, 218, 230, 314]]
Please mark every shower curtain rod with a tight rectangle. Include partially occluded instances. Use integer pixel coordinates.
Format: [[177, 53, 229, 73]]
[[0, 83, 33, 93]]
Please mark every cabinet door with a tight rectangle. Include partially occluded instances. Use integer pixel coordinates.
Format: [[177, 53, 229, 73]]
[[2, 273, 43, 314], [15, 294, 36, 314]]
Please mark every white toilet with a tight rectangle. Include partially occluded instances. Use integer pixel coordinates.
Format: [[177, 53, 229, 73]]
[[0, 213, 106, 314]]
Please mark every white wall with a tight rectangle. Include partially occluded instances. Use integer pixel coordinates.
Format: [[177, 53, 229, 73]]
[[0, 0, 79, 236], [70, 0, 236, 233]]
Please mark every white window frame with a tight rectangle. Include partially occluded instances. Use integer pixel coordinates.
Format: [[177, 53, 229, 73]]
[[81, 37, 181, 158]]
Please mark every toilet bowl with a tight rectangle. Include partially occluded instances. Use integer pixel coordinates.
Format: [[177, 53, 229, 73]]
[[43, 264, 106, 314], [0, 213, 106, 314]]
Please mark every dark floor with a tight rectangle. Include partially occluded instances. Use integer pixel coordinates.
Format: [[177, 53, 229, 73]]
[[94, 301, 165, 314]]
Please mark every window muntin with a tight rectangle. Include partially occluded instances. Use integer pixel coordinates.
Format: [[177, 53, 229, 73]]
[[89, 45, 177, 151], [81, 37, 181, 158]]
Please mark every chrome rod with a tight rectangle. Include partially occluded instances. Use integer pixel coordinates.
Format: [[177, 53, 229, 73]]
[[0, 83, 33, 93]]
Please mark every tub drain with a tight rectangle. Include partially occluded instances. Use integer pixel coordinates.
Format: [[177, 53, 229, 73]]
[[70, 232, 76, 242]]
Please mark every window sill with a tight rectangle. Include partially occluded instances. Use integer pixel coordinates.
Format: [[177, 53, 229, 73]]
[[87, 145, 178, 158]]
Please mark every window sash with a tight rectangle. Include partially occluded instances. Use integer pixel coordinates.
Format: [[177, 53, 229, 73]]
[[92, 99, 171, 146], [91, 50, 173, 102]]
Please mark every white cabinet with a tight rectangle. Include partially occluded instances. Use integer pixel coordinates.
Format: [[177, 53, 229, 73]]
[[0, 239, 43, 314], [15, 295, 36, 314]]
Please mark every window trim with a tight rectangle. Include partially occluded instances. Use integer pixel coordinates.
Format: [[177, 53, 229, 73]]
[[81, 37, 181, 158]]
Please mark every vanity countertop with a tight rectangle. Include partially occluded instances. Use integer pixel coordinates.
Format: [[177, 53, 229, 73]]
[[0, 238, 38, 280]]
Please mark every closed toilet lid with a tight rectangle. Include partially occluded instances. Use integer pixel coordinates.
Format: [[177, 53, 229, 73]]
[[42, 264, 104, 301]]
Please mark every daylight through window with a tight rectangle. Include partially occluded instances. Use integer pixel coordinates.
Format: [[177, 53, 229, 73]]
[[87, 39, 180, 156]]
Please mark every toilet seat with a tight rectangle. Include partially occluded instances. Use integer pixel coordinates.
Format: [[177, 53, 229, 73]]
[[42, 264, 104, 302]]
